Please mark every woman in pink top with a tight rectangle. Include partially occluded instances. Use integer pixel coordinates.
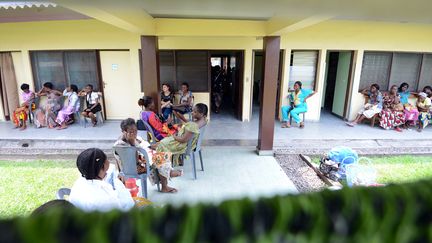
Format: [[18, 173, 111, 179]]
[[12, 83, 35, 130]]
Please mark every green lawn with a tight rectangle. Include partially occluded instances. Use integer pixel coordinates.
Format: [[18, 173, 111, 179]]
[[0, 160, 79, 219], [312, 155, 432, 184], [1, 156, 432, 219]]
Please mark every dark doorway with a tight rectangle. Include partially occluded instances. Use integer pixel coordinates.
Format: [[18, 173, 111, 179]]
[[324, 52, 339, 111], [210, 51, 244, 120], [252, 50, 283, 120]]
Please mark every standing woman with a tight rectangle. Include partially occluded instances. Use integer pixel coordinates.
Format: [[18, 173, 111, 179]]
[[56, 84, 80, 130], [398, 82, 418, 127], [280, 81, 316, 128], [347, 84, 383, 127], [172, 82, 193, 123], [79, 84, 101, 126], [379, 85, 405, 132], [160, 83, 174, 120], [34, 82, 62, 128]]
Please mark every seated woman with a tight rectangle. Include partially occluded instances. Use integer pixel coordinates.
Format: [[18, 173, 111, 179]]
[[154, 103, 208, 166], [12, 83, 35, 130], [34, 82, 62, 128], [280, 81, 316, 128], [160, 83, 174, 120], [138, 96, 178, 141], [379, 85, 405, 132], [347, 84, 383, 127], [398, 82, 418, 127], [114, 118, 183, 193], [172, 82, 193, 123], [55, 84, 80, 130], [423, 86, 432, 98], [79, 84, 101, 127], [417, 92, 432, 132], [69, 148, 135, 212]]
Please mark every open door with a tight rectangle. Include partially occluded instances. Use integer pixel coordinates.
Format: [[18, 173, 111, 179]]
[[323, 51, 354, 119]]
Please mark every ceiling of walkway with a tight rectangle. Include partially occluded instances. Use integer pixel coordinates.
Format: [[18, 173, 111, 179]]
[[1, 0, 432, 24]]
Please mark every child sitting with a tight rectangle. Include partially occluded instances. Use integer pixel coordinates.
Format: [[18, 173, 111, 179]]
[[12, 83, 35, 130]]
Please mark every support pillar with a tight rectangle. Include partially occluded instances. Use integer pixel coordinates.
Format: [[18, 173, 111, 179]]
[[140, 36, 160, 111], [257, 36, 280, 155]]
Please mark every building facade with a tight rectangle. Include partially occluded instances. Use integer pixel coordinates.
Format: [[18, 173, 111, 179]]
[[1, 2, 431, 127]]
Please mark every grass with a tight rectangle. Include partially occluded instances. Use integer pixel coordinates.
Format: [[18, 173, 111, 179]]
[[1, 156, 432, 219], [0, 160, 79, 219], [312, 155, 432, 184]]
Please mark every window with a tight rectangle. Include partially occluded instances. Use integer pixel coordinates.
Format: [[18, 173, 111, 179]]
[[419, 54, 432, 90], [388, 53, 422, 90], [359, 52, 392, 91], [158, 50, 176, 90], [158, 50, 209, 92], [360, 52, 432, 92], [31, 51, 100, 91], [289, 50, 318, 90]]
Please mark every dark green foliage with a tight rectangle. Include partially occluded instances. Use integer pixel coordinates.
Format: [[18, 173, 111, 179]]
[[2, 179, 432, 243]]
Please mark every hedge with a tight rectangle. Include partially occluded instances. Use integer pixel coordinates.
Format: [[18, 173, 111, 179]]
[[1, 179, 432, 243]]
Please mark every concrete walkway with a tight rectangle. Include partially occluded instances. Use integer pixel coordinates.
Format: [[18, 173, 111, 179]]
[[146, 147, 297, 206]]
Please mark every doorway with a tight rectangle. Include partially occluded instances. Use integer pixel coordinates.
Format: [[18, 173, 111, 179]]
[[209, 51, 244, 121], [322, 51, 354, 119], [251, 50, 283, 120]]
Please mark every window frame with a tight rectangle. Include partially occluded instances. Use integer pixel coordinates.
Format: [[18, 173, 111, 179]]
[[359, 51, 432, 92], [29, 50, 102, 92], [288, 49, 319, 91]]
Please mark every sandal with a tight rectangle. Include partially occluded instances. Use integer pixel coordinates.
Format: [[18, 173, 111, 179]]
[[161, 187, 178, 193]]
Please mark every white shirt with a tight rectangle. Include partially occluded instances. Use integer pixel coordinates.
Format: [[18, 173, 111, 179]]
[[63, 89, 80, 111], [86, 92, 99, 105], [69, 165, 135, 212]]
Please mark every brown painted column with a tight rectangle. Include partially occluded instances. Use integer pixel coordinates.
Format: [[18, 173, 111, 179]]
[[140, 36, 160, 111], [257, 36, 280, 155]]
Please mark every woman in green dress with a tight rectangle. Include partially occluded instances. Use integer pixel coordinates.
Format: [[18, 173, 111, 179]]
[[154, 103, 208, 166]]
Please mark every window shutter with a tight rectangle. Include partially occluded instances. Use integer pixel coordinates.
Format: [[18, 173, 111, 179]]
[[176, 51, 208, 92], [289, 51, 317, 90], [388, 53, 422, 91], [419, 54, 432, 90], [158, 51, 176, 90], [359, 52, 392, 91]]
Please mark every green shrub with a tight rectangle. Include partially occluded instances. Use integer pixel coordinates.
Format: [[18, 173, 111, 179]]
[[2, 179, 432, 243]]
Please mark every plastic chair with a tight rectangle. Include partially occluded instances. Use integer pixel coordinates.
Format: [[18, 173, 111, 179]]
[[56, 188, 71, 200], [195, 126, 206, 172], [181, 125, 206, 179], [140, 119, 159, 145], [113, 145, 158, 198], [83, 111, 104, 128], [82, 92, 104, 127], [289, 112, 306, 125]]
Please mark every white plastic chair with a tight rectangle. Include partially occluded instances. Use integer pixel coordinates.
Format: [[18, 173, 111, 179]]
[[113, 145, 158, 198]]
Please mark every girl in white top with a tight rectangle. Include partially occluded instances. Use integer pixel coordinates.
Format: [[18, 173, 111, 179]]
[[69, 148, 134, 212], [55, 84, 80, 130], [78, 84, 102, 126]]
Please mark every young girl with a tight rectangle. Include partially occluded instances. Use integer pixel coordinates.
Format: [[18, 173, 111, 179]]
[[172, 82, 193, 123], [79, 84, 101, 126], [160, 83, 174, 120], [12, 83, 35, 130], [56, 84, 80, 130]]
